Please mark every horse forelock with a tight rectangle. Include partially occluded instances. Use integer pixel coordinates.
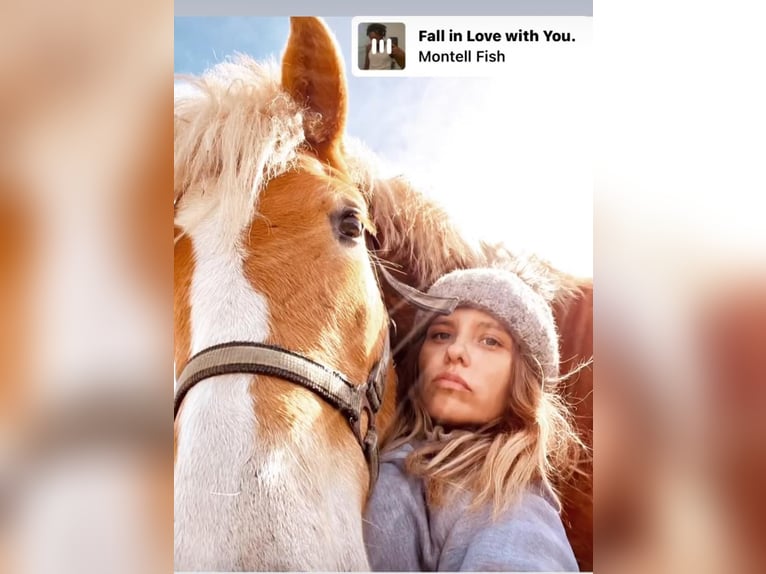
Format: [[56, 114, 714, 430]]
[[174, 56, 312, 235]]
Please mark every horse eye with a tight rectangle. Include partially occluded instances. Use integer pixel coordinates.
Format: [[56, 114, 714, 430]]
[[338, 211, 363, 239]]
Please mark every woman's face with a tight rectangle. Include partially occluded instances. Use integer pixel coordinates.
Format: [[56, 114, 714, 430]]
[[418, 307, 514, 427]]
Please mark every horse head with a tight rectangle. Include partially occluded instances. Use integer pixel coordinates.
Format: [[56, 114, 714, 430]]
[[174, 17, 397, 570]]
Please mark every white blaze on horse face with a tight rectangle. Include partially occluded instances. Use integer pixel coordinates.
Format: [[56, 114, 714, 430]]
[[175, 209, 268, 570], [187, 205, 270, 353]]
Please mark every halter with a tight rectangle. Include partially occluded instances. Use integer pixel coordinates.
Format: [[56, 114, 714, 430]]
[[173, 260, 458, 490]]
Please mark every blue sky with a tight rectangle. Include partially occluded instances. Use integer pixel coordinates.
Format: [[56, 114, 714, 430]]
[[174, 17, 593, 277], [175, 17, 289, 75], [175, 17, 435, 160]]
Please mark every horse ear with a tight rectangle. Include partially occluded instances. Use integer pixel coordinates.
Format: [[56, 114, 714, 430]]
[[282, 17, 348, 160]]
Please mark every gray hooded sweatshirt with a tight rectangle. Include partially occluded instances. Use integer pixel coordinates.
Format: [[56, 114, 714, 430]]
[[363, 443, 579, 572]]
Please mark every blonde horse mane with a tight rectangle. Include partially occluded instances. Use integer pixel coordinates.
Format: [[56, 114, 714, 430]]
[[343, 145, 480, 290]]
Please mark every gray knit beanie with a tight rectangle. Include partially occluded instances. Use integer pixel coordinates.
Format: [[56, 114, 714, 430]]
[[413, 268, 560, 381]]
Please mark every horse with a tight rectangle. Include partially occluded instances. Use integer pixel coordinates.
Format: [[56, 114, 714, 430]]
[[173, 17, 402, 570], [174, 16, 594, 571]]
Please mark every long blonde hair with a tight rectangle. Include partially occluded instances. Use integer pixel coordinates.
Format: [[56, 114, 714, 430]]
[[382, 329, 586, 518]]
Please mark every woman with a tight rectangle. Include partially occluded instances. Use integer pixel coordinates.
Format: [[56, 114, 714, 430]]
[[364, 267, 583, 571]]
